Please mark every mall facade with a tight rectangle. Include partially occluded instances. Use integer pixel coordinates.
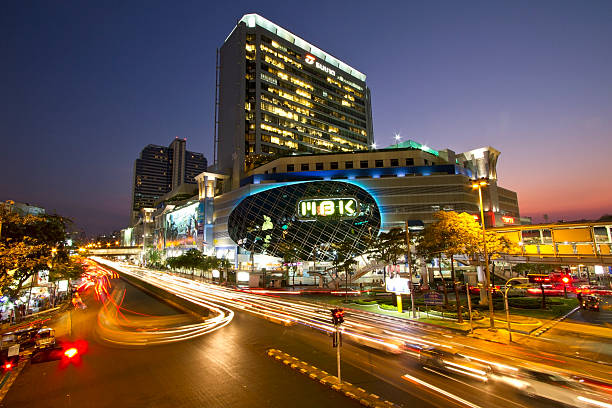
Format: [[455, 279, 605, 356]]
[[123, 141, 520, 278], [121, 14, 520, 283]]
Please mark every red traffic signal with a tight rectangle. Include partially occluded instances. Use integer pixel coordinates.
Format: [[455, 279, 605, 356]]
[[561, 276, 570, 284], [3, 361, 14, 371], [330, 308, 345, 325]]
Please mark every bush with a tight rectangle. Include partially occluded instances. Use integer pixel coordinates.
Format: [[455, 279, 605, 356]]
[[355, 299, 377, 305], [379, 303, 397, 311]]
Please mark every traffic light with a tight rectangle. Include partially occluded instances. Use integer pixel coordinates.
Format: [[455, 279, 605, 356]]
[[528, 274, 551, 284], [561, 276, 570, 284], [330, 308, 345, 325]]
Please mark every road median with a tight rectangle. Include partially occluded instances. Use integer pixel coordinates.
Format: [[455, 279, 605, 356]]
[[267, 348, 397, 408]]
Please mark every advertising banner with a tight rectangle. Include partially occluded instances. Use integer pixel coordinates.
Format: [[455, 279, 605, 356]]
[[385, 273, 411, 294], [165, 203, 199, 248]]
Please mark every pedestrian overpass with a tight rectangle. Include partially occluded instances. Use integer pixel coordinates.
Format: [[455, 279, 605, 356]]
[[87, 246, 142, 256], [490, 221, 612, 265]]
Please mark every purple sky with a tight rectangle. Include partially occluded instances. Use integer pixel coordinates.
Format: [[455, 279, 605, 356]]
[[2, 1, 611, 235]]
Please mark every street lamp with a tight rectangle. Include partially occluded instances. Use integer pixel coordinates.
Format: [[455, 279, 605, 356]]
[[503, 277, 528, 343], [371, 142, 377, 150], [471, 178, 495, 330], [394, 133, 401, 148]]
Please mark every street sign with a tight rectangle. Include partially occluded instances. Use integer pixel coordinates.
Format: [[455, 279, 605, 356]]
[[424, 291, 443, 305]]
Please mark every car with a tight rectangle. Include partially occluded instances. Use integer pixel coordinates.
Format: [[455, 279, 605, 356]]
[[491, 368, 609, 407], [580, 295, 600, 311], [34, 328, 56, 349], [418, 347, 490, 382]]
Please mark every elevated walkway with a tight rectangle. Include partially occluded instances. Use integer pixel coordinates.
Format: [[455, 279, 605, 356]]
[[491, 221, 612, 265], [88, 246, 141, 256]]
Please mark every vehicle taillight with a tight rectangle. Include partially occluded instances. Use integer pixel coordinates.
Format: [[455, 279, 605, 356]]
[[64, 348, 78, 359]]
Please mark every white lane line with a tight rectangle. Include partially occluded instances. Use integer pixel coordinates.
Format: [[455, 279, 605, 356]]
[[422, 367, 527, 408], [401, 373, 483, 408]]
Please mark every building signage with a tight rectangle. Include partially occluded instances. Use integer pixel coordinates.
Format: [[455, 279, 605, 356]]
[[304, 54, 336, 76], [297, 197, 358, 220], [501, 215, 515, 224]]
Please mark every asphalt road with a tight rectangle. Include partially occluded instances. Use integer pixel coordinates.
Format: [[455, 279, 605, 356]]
[[1, 276, 580, 408], [1, 280, 359, 408], [542, 295, 612, 363]]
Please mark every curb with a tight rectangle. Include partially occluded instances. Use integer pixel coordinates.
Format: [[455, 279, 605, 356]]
[[267, 348, 397, 408], [0, 358, 28, 403], [532, 306, 579, 337]]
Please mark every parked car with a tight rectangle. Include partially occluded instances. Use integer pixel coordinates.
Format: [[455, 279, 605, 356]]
[[34, 327, 56, 349]]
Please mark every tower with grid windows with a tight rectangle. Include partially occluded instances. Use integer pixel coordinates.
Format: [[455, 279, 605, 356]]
[[217, 14, 373, 188]]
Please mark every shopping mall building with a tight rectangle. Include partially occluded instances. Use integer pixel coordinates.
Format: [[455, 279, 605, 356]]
[[123, 141, 521, 279], [121, 14, 521, 283]]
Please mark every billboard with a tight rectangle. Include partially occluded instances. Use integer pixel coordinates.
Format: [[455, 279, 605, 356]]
[[385, 273, 411, 294], [165, 203, 200, 248]]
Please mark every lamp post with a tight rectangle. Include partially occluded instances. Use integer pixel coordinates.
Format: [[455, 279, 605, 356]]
[[404, 220, 417, 318], [471, 178, 495, 330], [394, 133, 401, 148], [504, 277, 528, 343]]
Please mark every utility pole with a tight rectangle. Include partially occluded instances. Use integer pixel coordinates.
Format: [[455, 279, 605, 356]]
[[405, 220, 416, 318]]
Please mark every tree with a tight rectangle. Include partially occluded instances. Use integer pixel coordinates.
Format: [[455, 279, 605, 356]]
[[217, 258, 233, 285], [144, 249, 164, 269], [364, 228, 406, 279], [0, 212, 81, 315], [331, 239, 360, 299], [277, 241, 301, 286]]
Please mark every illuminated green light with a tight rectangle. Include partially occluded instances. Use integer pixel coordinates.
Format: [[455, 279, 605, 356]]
[[297, 197, 358, 220]]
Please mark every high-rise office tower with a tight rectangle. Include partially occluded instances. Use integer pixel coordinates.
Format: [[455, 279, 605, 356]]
[[217, 14, 373, 187], [131, 138, 206, 224]]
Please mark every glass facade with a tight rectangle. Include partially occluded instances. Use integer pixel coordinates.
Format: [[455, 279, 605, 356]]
[[227, 181, 380, 261], [256, 33, 371, 155]]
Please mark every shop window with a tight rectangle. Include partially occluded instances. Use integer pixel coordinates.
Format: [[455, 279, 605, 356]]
[[360, 160, 368, 168], [375, 160, 383, 168], [330, 161, 338, 169], [345, 161, 353, 169], [315, 162, 323, 170], [390, 159, 399, 167], [301, 163, 309, 171], [287, 164, 294, 172], [406, 158, 414, 166]]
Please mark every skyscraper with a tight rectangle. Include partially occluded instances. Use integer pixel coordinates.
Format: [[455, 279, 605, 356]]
[[131, 138, 206, 224], [217, 14, 373, 187]]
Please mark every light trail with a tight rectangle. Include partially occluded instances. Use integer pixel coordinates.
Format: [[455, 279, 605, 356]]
[[91, 258, 612, 408]]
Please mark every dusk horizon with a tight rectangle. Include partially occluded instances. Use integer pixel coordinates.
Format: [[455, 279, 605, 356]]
[[2, 1, 611, 235]]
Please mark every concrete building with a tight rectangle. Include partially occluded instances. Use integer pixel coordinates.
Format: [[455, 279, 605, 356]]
[[180, 141, 521, 274], [217, 14, 373, 189], [131, 138, 206, 225]]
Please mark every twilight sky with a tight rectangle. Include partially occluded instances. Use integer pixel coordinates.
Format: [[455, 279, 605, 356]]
[[2, 0, 611, 235]]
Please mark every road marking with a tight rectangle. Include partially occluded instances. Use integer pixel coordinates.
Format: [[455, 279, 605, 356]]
[[422, 367, 527, 408], [402, 373, 483, 408]]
